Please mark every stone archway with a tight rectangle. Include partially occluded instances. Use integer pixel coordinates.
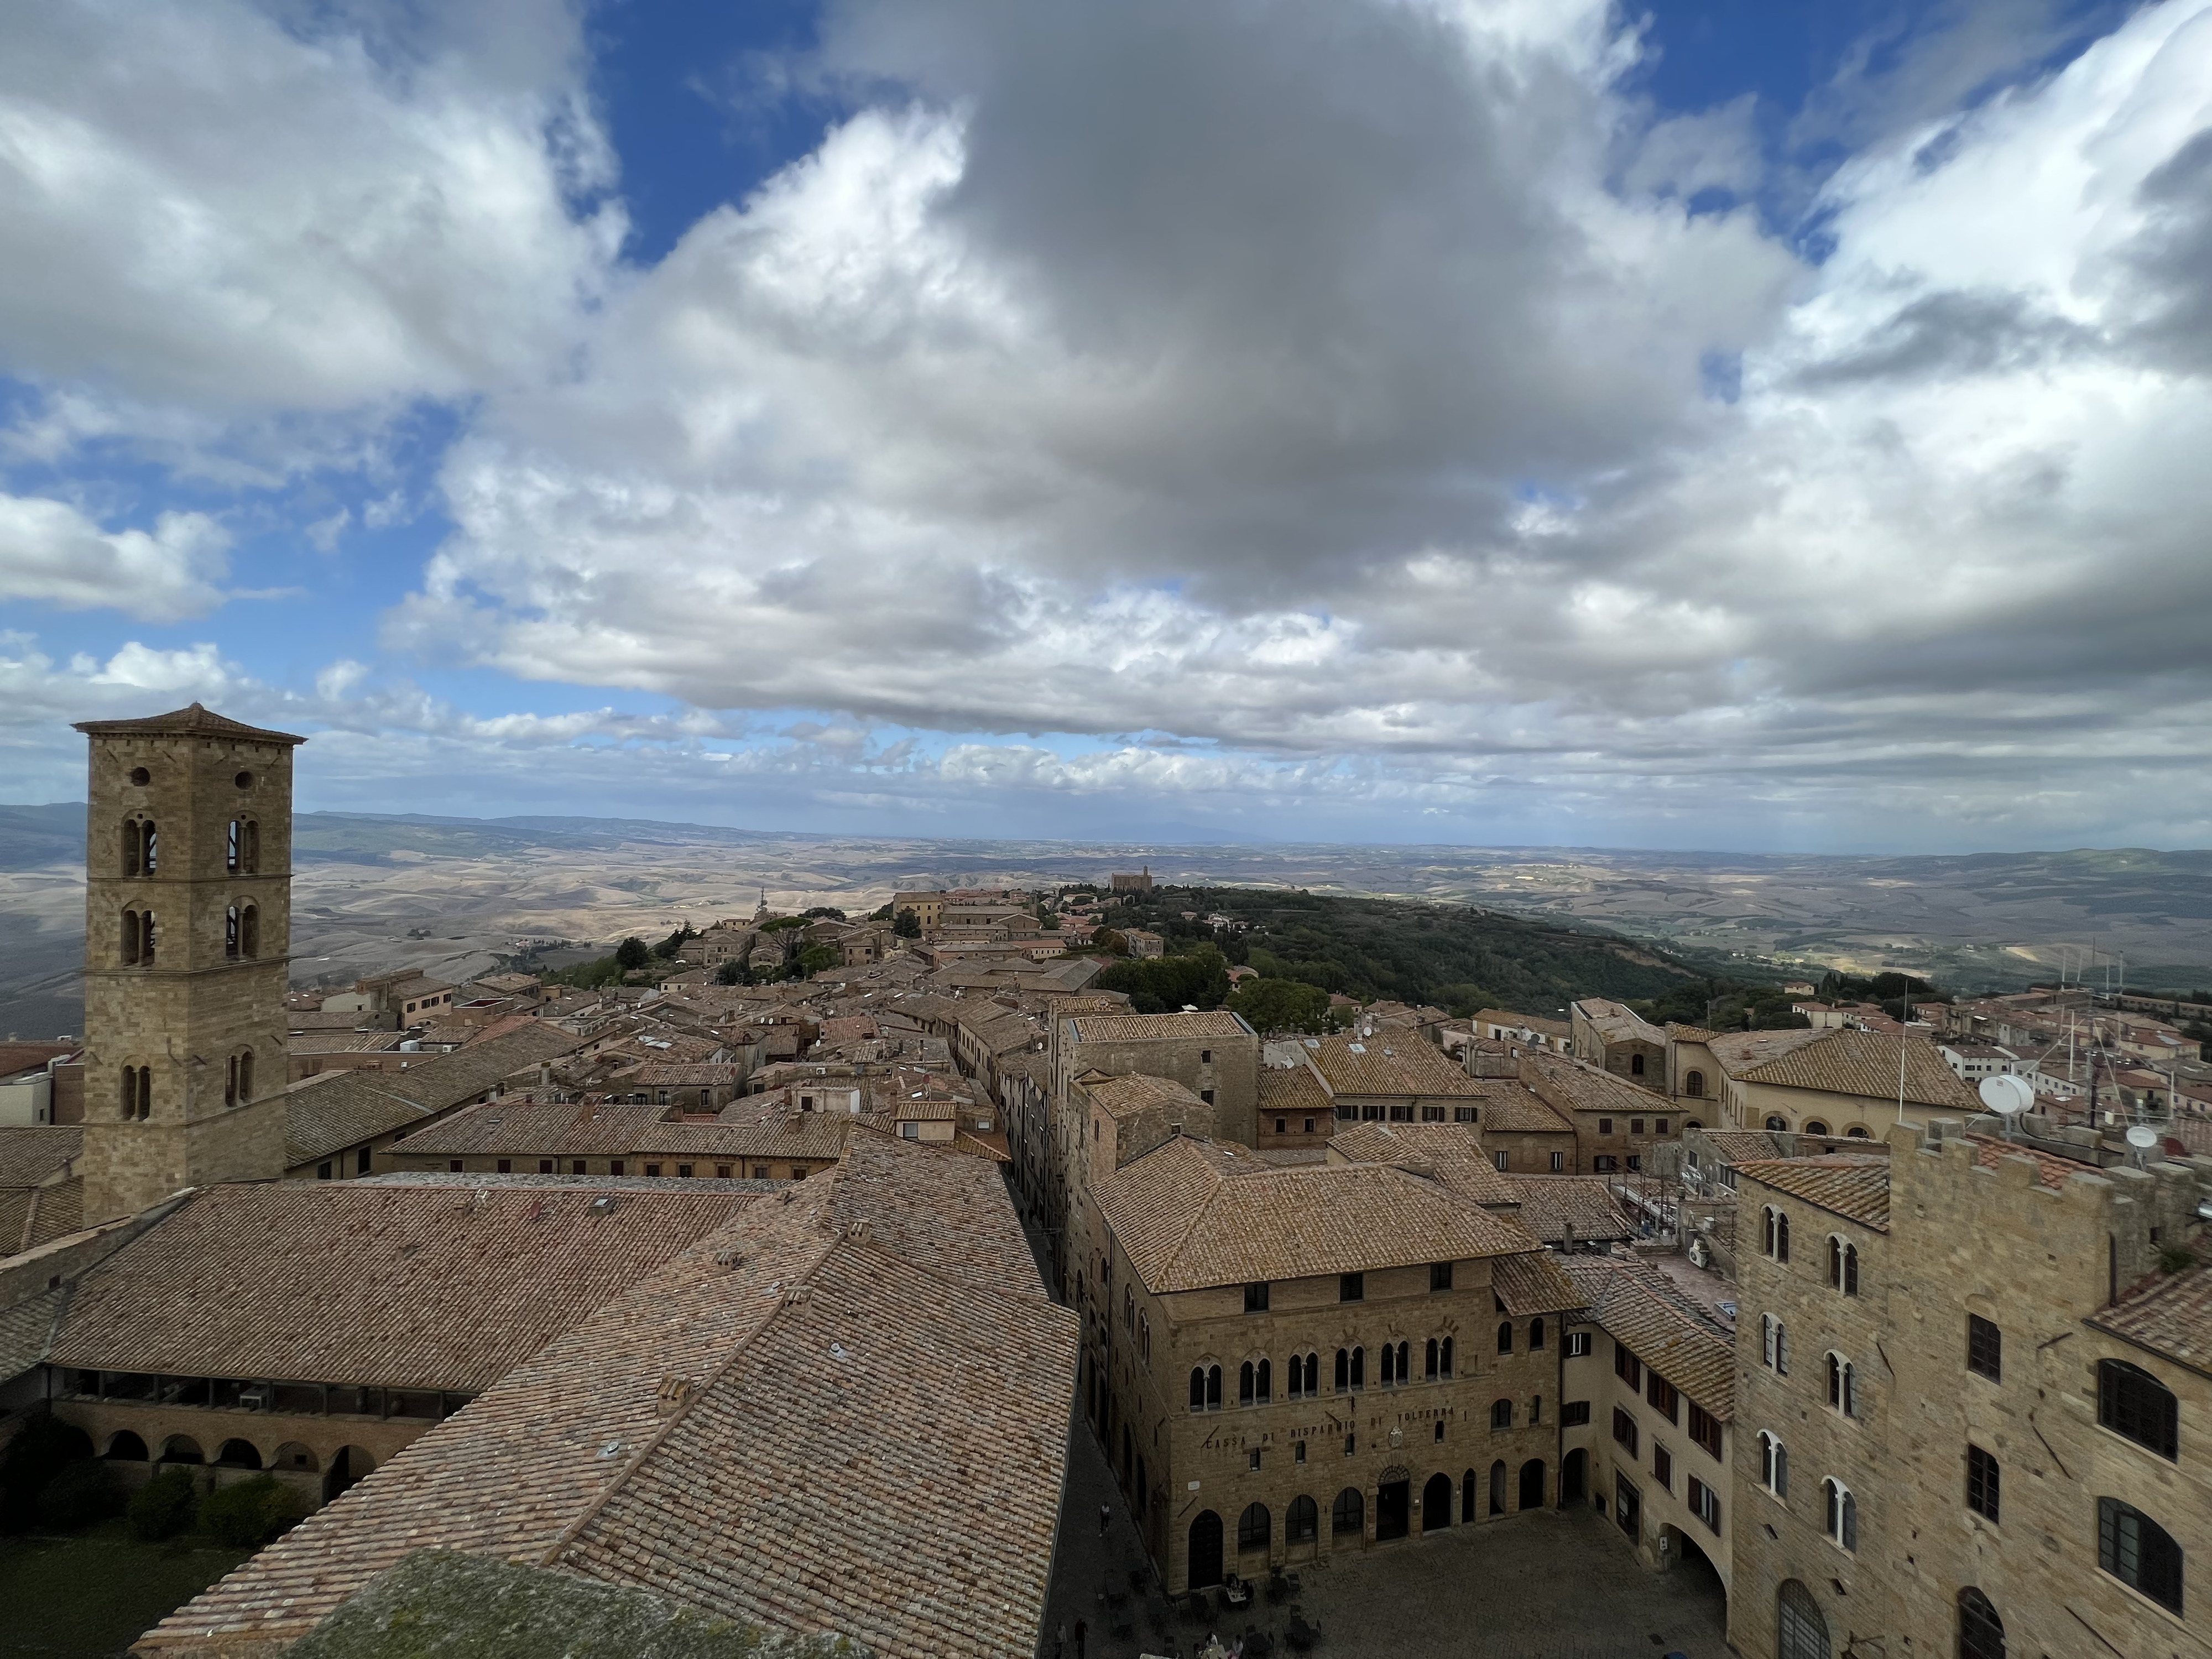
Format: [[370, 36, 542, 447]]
[[324, 1445, 375, 1504], [103, 1431, 149, 1461], [1188, 1510, 1224, 1589], [215, 1439, 263, 1469], [1562, 1447, 1587, 1505], [1421, 1473, 1452, 1532], [158, 1434, 204, 1465], [1519, 1458, 1546, 1511]]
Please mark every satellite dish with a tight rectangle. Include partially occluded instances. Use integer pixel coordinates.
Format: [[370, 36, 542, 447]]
[[1978, 1074, 2033, 1117], [2125, 1125, 2159, 1150]]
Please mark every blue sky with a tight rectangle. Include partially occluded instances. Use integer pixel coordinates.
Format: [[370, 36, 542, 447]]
[[1, 0, 2207, 853]]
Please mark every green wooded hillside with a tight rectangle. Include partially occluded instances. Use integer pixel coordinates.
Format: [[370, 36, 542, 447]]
[[1083, 885, 1699, 1015]]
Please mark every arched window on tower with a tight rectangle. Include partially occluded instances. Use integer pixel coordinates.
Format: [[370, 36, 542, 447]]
[[1957, 1587, 2005, 1659], [241, 905, 259, 958], [142, 823, 158, 876], [237, 1048, 254, 1103], [227, 820, 242, 874], [226, 1053, 239, 1107], [243, 819, 259, 873], [226, 906, 241, 960], [121, 910, 142, 966], [122, 821, 142, 877], [139, 911, 156, 967], [1683, 1068, 1704, 1097]]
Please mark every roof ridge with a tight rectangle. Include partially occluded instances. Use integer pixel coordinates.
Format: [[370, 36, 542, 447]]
[[538, 1203, 843, 1570]]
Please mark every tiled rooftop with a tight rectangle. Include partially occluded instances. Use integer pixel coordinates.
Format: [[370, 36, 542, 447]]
[[1098, 1136, 1545, 1293], [1713, 1027, 1979, 1111], [50, 1181, 750, 1390], [1733, 1155, 1892, 1231], [0, 1125, 81, 1188], [1327, 1122, 1517, 1207], [2090, 1237, 2212, 1378], [1520, 1050, 1667, 1118], [1560, 1255, 1736, 1419], [1501, 1176, 1636, 1245], [1078, 1071, 1209, 1121], [1963, 1133, 2098, 1191], [1257, 1063, 1334, 1117], [1310, 1032, 1480, 1099], [283, 1021, 585, 1166], [138, 1137, 1076, 1659], [1067, 1010, 1249, 1042]]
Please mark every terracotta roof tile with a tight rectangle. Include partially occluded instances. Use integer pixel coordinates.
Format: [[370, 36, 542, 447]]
[[1519, 1050, 1665, 1118], [1327, 1123, 1516, 1207], [1099, 1138, 1540, 1293], [1962, 1133, 2096, 1191], [50, 1182, 750, 1390], [1257, 1063, 1334, 1118], [2089, 1236, 2212, 1379], [72, 702, 305, 744], [1734, 1155, 1892, 1231], [1068, 1010, 1249, 1042], [1310, 1033, 1479, 1099], [1560, 1256, 1736, 1420], [1715, 1028, 1979, 1111], [1501, 1177, 1635, 1245], [0, 1126, 81, 1189], [284, 1023, 586, 1166], [138, 1138, 1075, 1659], [1490, 1251, 1585, 1316]]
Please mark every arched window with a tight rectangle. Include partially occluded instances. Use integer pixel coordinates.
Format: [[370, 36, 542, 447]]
[[1190, 1369, 1206, 1411], [142, 823, 158, 875], [1286, 1494, 1318, 1543], [227, 819, 242, 874], [1763, 1207, 1777, 1255], [1335, 1347, 1349, 1391], [122, 820, 142, 878], [139, 911, 156, 967], [1498, 1321, 1513, 1354], [1190, 1365, 1222, 1412], [1828, 1237, 1859, 1295], [1827, 1354, 1855, 1417], [2097, 1497, 2182, 1612], [241, 903, 259, 957], [1530, 1318, 1546, 1350], [1766, 1114, 1788, 1131], [1238, 1502, 1270, 1552], [1684, 1068, 1704, 1098], [1331, 1487, 1363, 1536], [2097, 1360, 2178, 1459], [1350, 1346, 1364, 1389], [1777, 1211, 1791, 1261], [1387, 1340, 1408, 1384], [121, 909, 142, 965], [1240, 1361, 1256, 1405], [237, 1048, 254, 1103], [226, 905, 241, 959], [1957, 1588, 2005, 1659], [119, 1065, 150, 1121], [1846, 1125, 1871, 1138], [1824, 1479, 1856, 1550], [1804, 1120, 1829, 1136], [1258, 1358, 1272, 1401], [1491, 1398, 1512, 1430], [1425, 1337, 1438, 1379], [1762, 1314, 1789, 1375], [1759, 1432, 1788, 1496], [225, 1053, 239, 1107], [1462, 1468, 1478, 1523], [1777, 1580, 1829, 1659], [1440, 1335, 1453, 1377]]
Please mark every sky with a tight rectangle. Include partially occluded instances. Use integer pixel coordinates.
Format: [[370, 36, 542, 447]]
[[1, 0, 2208, 854]]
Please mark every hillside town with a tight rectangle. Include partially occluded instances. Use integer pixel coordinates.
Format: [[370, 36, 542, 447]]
[[1, 707, 2207, 1659]]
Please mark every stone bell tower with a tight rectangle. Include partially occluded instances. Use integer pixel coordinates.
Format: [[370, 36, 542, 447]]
[[74, 703, 304, 1223]]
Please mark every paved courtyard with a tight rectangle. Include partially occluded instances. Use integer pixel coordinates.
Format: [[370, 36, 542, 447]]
[[1040, 1422, 1731, 1659]]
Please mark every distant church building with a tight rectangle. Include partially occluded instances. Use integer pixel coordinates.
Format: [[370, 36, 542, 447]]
[[74, 703, 304, 1223]]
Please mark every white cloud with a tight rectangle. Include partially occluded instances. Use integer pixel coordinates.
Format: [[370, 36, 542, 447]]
[[0, 494, 228, 619], [4, 0, 2210, 850], [0, 0, 623, 471]]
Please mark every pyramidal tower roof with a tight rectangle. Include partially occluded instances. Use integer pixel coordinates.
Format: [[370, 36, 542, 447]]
[[72, 701, 306, 746]]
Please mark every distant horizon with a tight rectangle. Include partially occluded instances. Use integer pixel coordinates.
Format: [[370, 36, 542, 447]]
[[7, 797, 2210, 865]]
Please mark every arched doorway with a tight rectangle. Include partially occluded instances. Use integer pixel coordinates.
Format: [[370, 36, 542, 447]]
[[1562, 1447, 1587, 1505], [1188, 1510, 1224, 1589], [158, 1435, 204, 1465], [324, 1445, 375, 1504], [1488, 1460, 1506, 1516], [1375, 1478, 1410, 1541], [1777, 1579, 1829, 1659], [215, 1439, 262, 1469], [1460, 1468, 1477, 1522], [1422, 1473, 1452, 1531], [103, 1431, 149, 1461], [1518, 1459, 1545, 1511], [1331, 1487, 1363, 1541]]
